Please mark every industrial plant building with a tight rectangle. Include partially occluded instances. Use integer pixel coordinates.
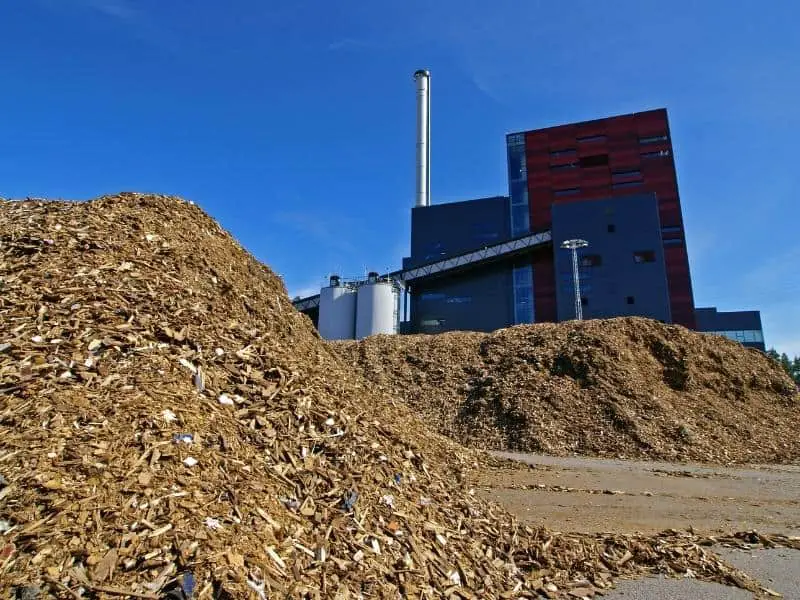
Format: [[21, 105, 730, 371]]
[[293, 73, 765, 351]]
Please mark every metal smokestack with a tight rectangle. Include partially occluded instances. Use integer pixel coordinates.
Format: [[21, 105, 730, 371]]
[[414, 69, 431, 208]]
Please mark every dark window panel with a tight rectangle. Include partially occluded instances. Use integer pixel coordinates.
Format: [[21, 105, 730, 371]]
[[550, 148, 577, 158], [577, 135, 607, 143], [612, 180, 644, 190], [579, 154, 609, 168], [639, 134, 668, 145]]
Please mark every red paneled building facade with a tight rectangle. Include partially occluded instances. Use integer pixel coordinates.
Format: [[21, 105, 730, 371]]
[[507, 108, 696, 328]]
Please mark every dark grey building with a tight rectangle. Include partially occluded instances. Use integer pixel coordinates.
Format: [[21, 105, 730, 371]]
[[411, 263, 514, 334], [552, 193, 672, 323], [695, 307, 765, 351], [402, 196, 523, 334], [405, 196, 510, 268]]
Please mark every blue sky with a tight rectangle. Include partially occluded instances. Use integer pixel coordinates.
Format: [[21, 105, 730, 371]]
[[2, 1, 798, 356]]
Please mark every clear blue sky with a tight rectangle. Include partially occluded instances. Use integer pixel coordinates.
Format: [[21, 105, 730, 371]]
[[2, 1, 798, 356]]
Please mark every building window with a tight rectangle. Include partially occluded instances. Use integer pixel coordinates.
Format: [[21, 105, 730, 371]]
[[551, 162, 578, 172], [554, 187, 580, 197], [577, 134, 607, 144], [508, 137, 529, 237], [663, 239, 683, 246], [626, 296, 635, 305], [513, 264, 534, 324], [581, 296, 589, 306], [612, 180, 644, 190], [607, 224, 616, 233], [580, 154, 609, 168], [445, 296, 472, 304], [642, 149, 671, 159], [661, 226, 682, 233], [550, 148, 576, 159], [710, 330, 764, 344], [639, 134, 668, 145], [612, 169, 641, 182], [580, 254, 602, 267], [510, 181, 528, 206], [510, 204, 530, 237], [633, 250, 656, 263]]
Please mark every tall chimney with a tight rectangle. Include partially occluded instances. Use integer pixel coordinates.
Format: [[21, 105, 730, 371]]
[[414, 69, 431, 208]]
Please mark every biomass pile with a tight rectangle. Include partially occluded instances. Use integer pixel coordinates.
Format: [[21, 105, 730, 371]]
[[0, 194, 785, 598], [338, 321, 799, 464]]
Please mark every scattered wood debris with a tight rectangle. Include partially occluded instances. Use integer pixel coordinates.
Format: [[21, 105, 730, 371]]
[[0, 194, 791, 598]]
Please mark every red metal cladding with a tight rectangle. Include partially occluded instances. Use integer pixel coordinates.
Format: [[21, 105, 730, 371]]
[[519, 108, 696, 327]]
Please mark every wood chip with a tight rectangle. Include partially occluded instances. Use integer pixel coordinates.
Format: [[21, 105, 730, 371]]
[[0, 194, 787, 598]]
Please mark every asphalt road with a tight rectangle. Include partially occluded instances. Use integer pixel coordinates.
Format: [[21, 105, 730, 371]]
[[607, 547, 800, 599]]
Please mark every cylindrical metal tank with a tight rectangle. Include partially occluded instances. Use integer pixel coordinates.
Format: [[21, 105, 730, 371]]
[[318, 277, 357, 340], [356, 281, 398, 339]]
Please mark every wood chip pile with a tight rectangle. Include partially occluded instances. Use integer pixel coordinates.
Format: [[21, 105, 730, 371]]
[[337, 320, 799, 464], [0, 194, 788, 598]]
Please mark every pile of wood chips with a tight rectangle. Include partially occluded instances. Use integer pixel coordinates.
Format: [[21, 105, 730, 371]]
[[338, 321, 798, 464], [0, 194, 790, 599]]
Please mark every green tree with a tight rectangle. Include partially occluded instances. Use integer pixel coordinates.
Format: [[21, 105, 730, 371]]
[[780, 352, 792, 374], [766, 348, 800, 385]]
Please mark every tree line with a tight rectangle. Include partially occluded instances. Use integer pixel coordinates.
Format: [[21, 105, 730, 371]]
[[766, 349, 800, 385]]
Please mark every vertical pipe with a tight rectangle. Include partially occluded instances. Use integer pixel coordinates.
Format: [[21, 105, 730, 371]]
[[414, 70, 430, 208], [571, 248, 583, 320]]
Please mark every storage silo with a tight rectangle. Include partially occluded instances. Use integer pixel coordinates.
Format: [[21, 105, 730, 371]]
[[356, 273, 398, 339], [318, 276, 357, 340]]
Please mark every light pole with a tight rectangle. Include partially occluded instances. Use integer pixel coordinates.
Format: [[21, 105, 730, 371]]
[[560, 239, 589, 320]]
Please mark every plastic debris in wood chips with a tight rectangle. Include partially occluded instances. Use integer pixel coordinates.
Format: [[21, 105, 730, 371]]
[[337, 322, 799, 464], [0, 194, 788, 598]]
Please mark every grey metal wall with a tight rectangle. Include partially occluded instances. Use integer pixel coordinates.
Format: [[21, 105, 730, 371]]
[[552, 193, 672, 322], [407, 196, 510, 268], [411, 262, 514, 334]]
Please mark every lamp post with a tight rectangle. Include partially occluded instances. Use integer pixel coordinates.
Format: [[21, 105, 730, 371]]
[[560, 239, 589, 320]]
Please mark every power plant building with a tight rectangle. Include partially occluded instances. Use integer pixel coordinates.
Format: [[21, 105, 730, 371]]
[[293, 76, 765, 351]]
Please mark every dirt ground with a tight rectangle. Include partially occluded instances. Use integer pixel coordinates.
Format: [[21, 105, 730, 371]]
[[480, 452, 800, 536]]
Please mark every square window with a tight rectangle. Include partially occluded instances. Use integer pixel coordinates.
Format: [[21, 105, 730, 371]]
[[607, 224, 616, 233], [580, 296, 589, 306], [626, 296, 635, 305], [633, 250, 656, 263]]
